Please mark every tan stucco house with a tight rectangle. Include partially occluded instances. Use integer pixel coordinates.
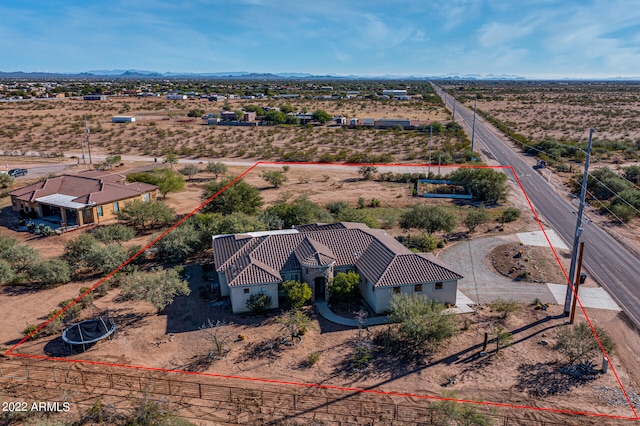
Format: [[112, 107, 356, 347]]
[[213, 222, 463, 314], [8, 170, 158, 228]]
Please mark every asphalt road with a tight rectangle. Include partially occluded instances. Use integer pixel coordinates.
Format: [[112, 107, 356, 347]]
[[434, 84, 640, 329]]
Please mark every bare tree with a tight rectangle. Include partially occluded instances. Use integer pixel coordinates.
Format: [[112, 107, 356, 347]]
[[200, 319, 233, 360]]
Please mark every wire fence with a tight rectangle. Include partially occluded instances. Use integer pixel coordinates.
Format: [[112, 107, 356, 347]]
[[0, 359, 582, 425]]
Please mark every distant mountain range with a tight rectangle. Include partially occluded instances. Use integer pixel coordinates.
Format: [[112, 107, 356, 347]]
[[0, 69, 637, 80], [0, 69, 526, 80]]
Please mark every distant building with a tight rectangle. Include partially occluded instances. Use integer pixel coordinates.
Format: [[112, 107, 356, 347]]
[[382, 89, 408, 96], [112, 116, 136, 123], [208, 95, 227, 102], [335, 116, 347, 125], [375, 118, 412, 129], [166, 94, 187, 100], [83, 94, 107, 101], [362, 118, 375, 127]]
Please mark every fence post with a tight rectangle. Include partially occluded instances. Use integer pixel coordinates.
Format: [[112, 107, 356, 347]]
[[293, 394, 296, 410], [198, 383, 202, 399], [394, 403, 398, 421], [25, 366, 29, 380], [52, 365, 56, 382]]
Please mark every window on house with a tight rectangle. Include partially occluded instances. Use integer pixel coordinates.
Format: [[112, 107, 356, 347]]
[[97, 206, 103, 217], [393, 286, 401, 294], [143, 193, 151, 202], [435, 282, 443, 290], [113, 201, 119, 213], [414, 284, 423, 292], [259, 286, 267, 294], [243, 288, 250, 294]]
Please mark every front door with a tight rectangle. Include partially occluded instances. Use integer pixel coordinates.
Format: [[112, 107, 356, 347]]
[[314, 277, 325, 301]]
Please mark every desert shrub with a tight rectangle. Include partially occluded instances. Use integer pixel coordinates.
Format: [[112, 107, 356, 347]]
[[282, 280, 312, 309], [117, 200, 176, 229], [407, 233, 438, 252], [120, 267, 190, 312], [388, 293, 456, 355], [326, 200, 349, 214], [58, 298, 82, 320], [329, 271, 359, 303], [22, 324, 39, 340], [307, 351, 321, 366], [610, 203, 637, 222], [246, 293, 272, 315], [501, 207, 521, 223], [400, 204, 457, 235], [448, 168, 509, 204], [179, 164, 200, 180], [28, 258, 71, 286], [488, 298, 520, 319], [78, 286, 94, 308], [554, 322, 615, 365], [464, 207, 491, 233], [85, 244, 128, 275], [334, 207, 380, 229], [0, 259, 15, 285], [201, 176, 264, 215], [155, 221, 205, 262], [206, 161, 227, 178], [262, 170, 288, 188], [92, 224, 136, 243], [266, 196, 332, 228]]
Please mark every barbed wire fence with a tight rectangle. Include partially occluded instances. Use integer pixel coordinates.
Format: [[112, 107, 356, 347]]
[[0, 358, 590, 425]]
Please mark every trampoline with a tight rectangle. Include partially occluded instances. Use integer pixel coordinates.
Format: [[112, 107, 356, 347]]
[[62, 314, 116, 352]]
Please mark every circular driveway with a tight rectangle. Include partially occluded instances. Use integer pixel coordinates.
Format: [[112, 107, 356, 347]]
[[438, 234, 556, 305]]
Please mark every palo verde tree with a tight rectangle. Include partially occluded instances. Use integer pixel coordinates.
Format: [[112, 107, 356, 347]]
[[448, 168, 509, 204], [554, 322, 615, 365], [117, 199, 176, 230], [463, 207, 491, 233], [388, 293, 457, 355], [206, 161, 227, 178], [399, 204, 457, 235], [120, 266, 190, 312], [262, 169, 288, 188], [201, 176, 264, 215]]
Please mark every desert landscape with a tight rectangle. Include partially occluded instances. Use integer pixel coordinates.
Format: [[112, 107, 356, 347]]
[[1, 157, 639, 425]]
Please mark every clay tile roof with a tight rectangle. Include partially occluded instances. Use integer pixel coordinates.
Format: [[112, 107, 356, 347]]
[[8, 172, 157, 207], [294, 237, 336, 266], [212, 223, 463, 288], [373, 254, 463, 287]]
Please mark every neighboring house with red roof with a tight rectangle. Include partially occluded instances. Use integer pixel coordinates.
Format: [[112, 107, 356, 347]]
[[213, 222, 463, 314], [8, 170, 158, 228]]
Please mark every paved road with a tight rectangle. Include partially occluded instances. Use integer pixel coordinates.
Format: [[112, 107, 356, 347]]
[[434, 84, 640, 329]]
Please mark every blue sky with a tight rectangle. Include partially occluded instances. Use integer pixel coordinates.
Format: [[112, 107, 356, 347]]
[[2, 0, 639, 78]]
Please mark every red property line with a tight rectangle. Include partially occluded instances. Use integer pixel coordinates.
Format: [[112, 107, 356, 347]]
[[4, 161, 638, 421]]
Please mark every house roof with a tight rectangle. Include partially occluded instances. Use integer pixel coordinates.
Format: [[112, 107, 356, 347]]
[[8, 170, 157, 208], [213, 223, 462, 288]]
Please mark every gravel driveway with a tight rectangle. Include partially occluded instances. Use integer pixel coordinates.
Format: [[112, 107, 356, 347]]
[[438, 234, 556, 305]]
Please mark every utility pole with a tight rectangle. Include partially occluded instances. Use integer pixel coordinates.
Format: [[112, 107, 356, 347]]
[[564, 128, 594, 315], [84, 116, 93, 165], [471, 94, 477, 156], [80, 137, 86, 164], [452, 88, 457, 121], [569, 242, 585, 324], [428, 125, 433, 177]]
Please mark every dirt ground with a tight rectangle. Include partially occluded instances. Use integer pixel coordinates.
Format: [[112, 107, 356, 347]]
[[1, 161, 639, 423], [0, 97, 453, 164]]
